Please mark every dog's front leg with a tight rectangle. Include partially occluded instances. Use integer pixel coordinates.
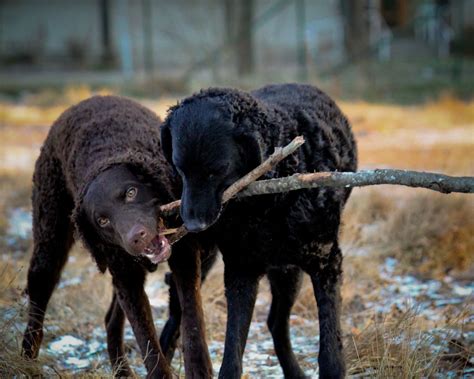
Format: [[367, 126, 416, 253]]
[[108, 255, 172, 379], [168, 240, 213, 379], [219, 263, 260, 379]]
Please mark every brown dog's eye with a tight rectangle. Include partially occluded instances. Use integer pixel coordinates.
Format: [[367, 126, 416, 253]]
[[97, 217, 110, 227], [126, 187, 137, 200]]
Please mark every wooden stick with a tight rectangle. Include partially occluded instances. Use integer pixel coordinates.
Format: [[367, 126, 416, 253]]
[[222, 136, 306, 202], [159, 200, 181, 215], [163, 138, 474, 245], [238, 169, 474, 196]]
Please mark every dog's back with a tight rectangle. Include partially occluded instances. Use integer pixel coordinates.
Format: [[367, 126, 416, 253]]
[[252, 83, 357, 174], [41, 96, 166, 196]]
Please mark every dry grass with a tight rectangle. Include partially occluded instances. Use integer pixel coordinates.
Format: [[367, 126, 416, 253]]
[[341, 189, 474, 278], [340, 95, 474, 132], [0, 88, 473, 377], [1, 85, 473, 128], [345, 307, 472, 378], [0, 262, 46, 377], [1, 86, 473, 173], [0, 247, 115, 377], [359, 144, 474, 174], [0, 85, 172, 129], [379, 193, 474, 277]]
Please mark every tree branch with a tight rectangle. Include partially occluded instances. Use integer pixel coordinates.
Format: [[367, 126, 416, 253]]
[[238, 169, 474, 196], [222, 135, 306, 202], [162, 136, 474, 245]]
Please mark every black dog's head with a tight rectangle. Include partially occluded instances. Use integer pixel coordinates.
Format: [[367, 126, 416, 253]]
[[161, 97, 262, 232], [76, 165, 171, 266]]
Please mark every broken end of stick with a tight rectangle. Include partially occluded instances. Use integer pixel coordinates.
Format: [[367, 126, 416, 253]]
[[274, 136, 305, 153], [276, 136, 305, 156], [294, 136, 305, 145]]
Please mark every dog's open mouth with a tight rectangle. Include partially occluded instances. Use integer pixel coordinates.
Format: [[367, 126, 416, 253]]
[[141, 234, 171, 264]]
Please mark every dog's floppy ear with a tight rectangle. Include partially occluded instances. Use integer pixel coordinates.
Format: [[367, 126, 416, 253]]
[[234, 129, 263, 172], [160, 121, 173, 166], [72, 205, 108, 273]]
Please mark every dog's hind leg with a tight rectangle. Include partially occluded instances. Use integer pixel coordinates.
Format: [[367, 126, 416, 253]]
[[22, 152, 74, 359], [305, 241, 345, 379], [105, 291, 134, 377], [267, 266, 307, 379]]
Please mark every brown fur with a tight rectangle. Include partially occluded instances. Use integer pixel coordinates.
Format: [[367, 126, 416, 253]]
[[21, 96, 214, 378]]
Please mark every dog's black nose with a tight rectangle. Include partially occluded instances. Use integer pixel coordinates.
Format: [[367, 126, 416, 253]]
[[184, 220, 209, 233]]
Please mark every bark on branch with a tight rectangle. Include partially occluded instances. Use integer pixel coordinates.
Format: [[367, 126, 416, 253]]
[[238, 169, 474, 197]]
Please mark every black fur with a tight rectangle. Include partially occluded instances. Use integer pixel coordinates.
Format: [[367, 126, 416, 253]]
[[162, 83, 357, 378]]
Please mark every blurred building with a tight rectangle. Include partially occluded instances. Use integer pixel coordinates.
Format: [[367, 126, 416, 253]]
[[0, 0, 473, 83], [0, 0, 344, 74]]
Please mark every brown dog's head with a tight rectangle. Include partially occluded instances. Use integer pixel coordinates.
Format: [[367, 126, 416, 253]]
[[74, 164, 171, 271]]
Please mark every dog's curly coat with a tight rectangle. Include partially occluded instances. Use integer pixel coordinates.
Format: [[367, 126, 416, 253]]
[[22, 96, 215, 378], [162, 83, 357, 378]]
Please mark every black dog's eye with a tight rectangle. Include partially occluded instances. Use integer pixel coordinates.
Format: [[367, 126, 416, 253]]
[[97, 217, 110, 227], [126, 187, 137, 201]]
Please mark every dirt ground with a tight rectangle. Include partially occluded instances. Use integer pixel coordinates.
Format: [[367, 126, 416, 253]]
[[0, 88, 473, 377]]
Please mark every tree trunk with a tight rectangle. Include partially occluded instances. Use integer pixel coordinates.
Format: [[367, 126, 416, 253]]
[[237, 0, 255, 75], [341, 0, 371, 60], [99, 0, 114, 65]]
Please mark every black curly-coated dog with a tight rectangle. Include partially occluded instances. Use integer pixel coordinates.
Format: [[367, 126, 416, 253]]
[[161, 83, 357, 378], [22, 96, 216, 378]]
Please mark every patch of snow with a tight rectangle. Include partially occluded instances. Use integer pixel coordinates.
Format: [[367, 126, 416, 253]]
[[58, 277, 82, 289], [48, 335, 84, 354], [6, 208, 32, 241], [452, 284, 472, 297]]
